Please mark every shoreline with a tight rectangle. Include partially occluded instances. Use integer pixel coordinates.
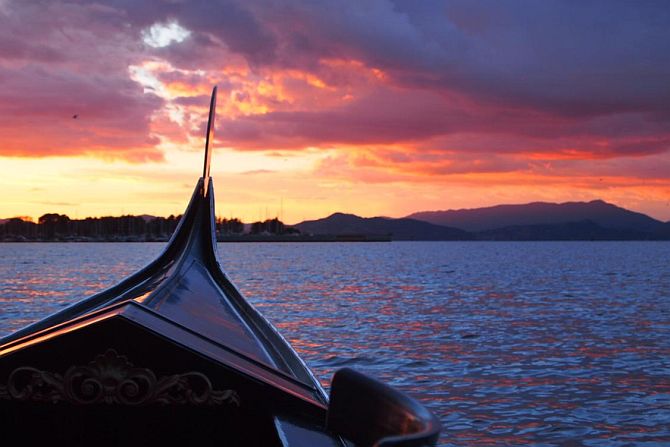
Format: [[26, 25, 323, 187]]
[[0, 234, 393, 243]]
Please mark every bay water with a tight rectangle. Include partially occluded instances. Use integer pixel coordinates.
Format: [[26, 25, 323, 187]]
[[0, 241, 669, 446]]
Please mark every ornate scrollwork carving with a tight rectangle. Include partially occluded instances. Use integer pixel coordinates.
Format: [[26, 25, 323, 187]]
[[0, 349, 239, 407]]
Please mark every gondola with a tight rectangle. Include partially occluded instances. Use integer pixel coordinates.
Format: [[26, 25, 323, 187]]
[[0, 87, 441, 446]]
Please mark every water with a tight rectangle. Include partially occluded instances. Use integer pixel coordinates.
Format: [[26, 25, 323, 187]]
[[1, 241, 669, 446]]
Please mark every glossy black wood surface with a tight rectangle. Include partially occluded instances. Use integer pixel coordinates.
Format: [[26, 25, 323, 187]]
[[0, 87, 441, 446], [327, 368, 441, 447]]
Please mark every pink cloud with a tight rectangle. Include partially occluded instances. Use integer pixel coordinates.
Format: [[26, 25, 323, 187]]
[[1, 0, 669, 176], [0, 1, 164, 161], [0, 65, 162, 160]]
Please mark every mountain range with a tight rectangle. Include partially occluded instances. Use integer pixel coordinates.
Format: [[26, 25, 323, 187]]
[[3, 200, 669, 241], [406, 200, 664, 232], [294, 200, 670, 241], [295, 213, 471, 240]]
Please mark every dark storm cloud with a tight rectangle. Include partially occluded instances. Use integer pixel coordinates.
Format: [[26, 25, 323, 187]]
[[296, 0, 670, 117], [196, 0, 670, 118]]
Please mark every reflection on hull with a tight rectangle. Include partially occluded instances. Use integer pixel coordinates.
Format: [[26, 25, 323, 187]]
[[0, 87, 440, 446]]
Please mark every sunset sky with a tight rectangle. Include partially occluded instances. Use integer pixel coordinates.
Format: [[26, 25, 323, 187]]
[[1, 0, 670, 223]]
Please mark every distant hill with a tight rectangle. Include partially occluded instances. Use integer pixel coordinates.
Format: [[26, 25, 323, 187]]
[[3, 200, 668, 242], [294, 206, 670, 241], [294, 213, 471, 240], [407, 200, 665, 233], [653, 221, 670, 239], [476, 220, 655, 241]]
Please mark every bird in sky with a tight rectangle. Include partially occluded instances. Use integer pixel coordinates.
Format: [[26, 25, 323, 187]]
[[72, 114, 78, 119]]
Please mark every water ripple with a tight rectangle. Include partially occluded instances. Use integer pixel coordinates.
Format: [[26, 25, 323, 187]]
[[0, 241, 669, 446]]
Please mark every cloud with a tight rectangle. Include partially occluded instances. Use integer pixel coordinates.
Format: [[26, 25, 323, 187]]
[[0, 1, 164, 161], [0, 65, 163, 161], [222, 0, 670, 117], [216, 85, 670, 161], [240, 169, 276, 175], [127, 0, 670, 165], [1, 0, 669, 171]]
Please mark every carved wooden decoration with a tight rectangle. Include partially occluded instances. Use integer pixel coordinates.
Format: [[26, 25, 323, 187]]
[[0, 349, 239, 406]]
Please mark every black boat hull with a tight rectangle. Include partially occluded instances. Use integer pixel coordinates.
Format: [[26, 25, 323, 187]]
[[0, 87, 440, 446]]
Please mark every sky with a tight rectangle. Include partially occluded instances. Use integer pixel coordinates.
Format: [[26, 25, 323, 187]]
[[1, 0, 670, 223]]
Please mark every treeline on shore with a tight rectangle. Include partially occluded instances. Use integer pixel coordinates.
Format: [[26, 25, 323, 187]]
[[0, 214, 299, 242]]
